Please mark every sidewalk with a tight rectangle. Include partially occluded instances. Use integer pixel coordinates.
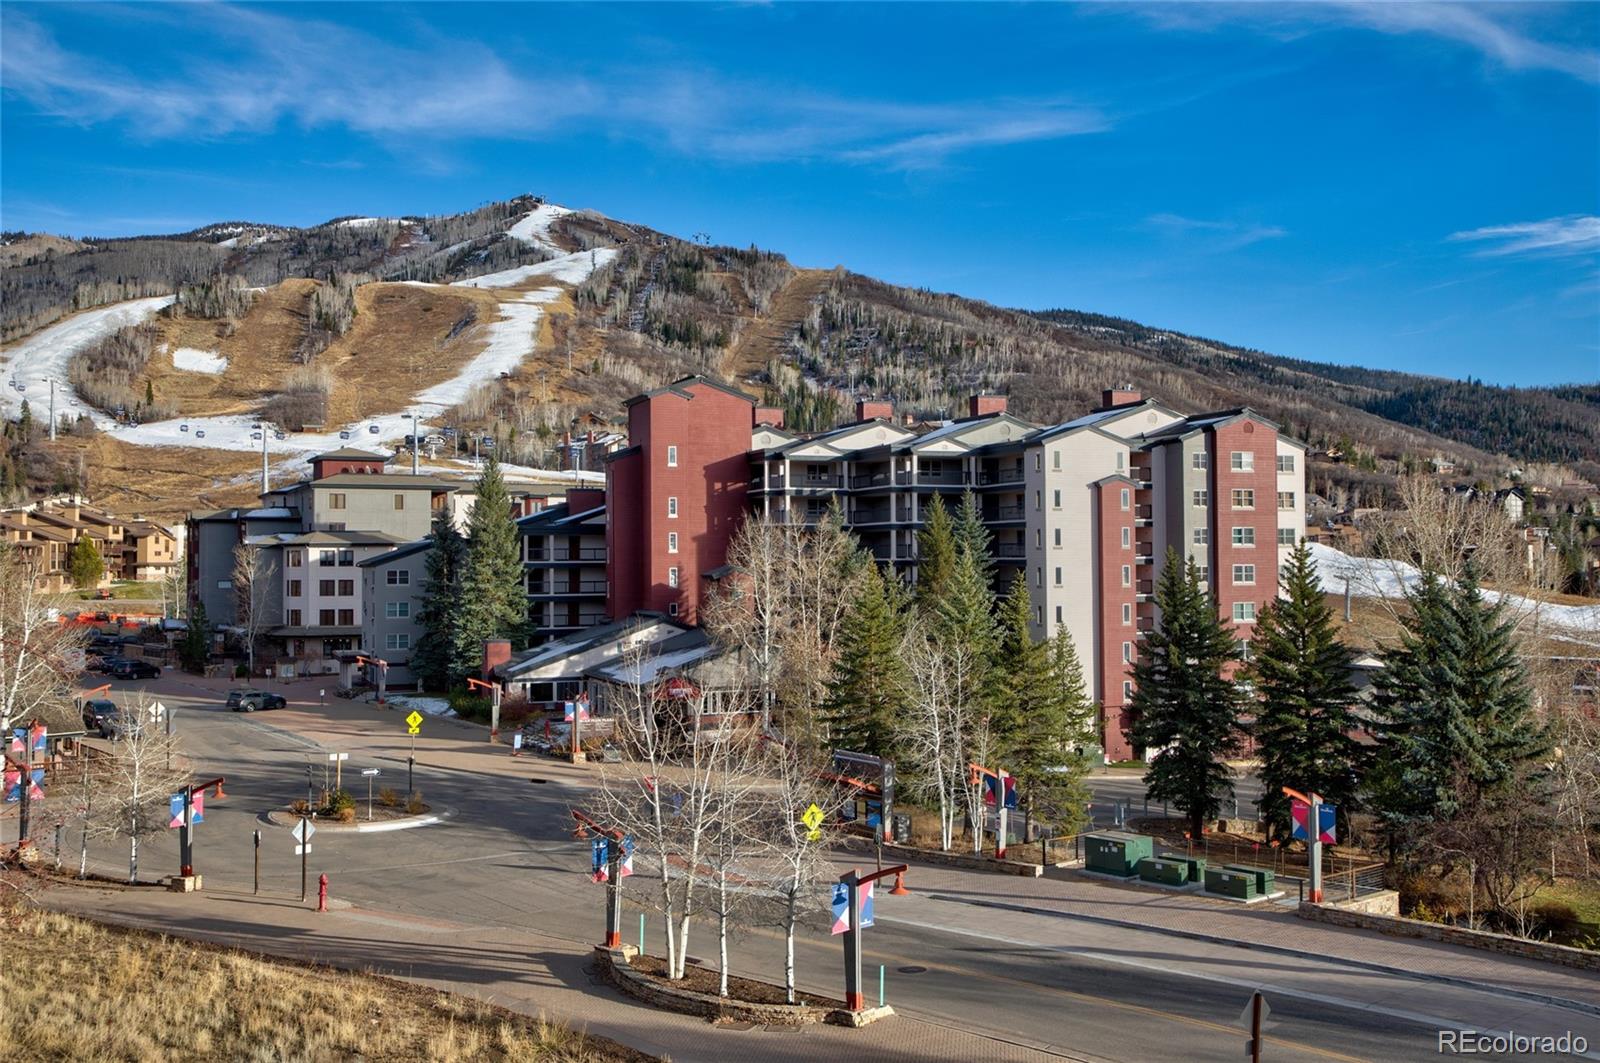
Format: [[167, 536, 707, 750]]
[[38, 882, 1067, 1063], [861, 852, 1600, 1014]]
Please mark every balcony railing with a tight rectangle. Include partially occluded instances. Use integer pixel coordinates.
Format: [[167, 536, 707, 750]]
[[794, 473, 843, 489], [977, 467, 1026, 486], [772, 508, 823, 526], [988, 503, 1025, 521], [751, 471, 786, 490], [901, 469, 970, 487], [849, 507, 893, 526], [993, 542, 1026, 559], [849, 470, 897, 489], [528, 580, 607, 597], [529, 547, 607, 562]]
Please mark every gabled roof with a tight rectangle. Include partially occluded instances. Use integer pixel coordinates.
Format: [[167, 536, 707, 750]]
[[308, 447, 390, 462], [909, 411, 1037, 451], [516, 501, 606, 534], [623, 375, 755, 408], [499, 612, 687, 679], [279, 529, 409, 547], [358, 539, 433, 567], [1135, 407, 1282, 446], [1031, 398, 1183, 443]]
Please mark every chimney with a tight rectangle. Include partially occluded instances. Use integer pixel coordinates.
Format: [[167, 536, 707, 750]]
[[856, 399, 894, 422], [969, 394, 1008, 418], [482, 638, 512, 679], [1100, 385, 1142, 409], [754, 405, 786, 428]]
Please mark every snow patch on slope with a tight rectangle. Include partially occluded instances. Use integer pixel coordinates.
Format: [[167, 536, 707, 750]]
[[171, 347, 228, 374], [0, 296, 176, 423], [451, 248, 619, 289], [506, 204, 573, 245]]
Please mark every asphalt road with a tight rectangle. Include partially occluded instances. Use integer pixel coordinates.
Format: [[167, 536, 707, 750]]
[[16, 673, 1593, 1063]]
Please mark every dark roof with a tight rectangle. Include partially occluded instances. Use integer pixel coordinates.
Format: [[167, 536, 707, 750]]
[[281, 529, 408, 546], [517, 501, 605, 534], [268, 625, 362, 637], [308, 448, 390, 462], [282, 473, 462, 490], [1136, 407, 1282, 446], [358, 539, 433, 567], [623, 375, 755, 408]]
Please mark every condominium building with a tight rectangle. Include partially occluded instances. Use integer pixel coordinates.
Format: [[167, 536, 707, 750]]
[[520, 487, 608, 644]]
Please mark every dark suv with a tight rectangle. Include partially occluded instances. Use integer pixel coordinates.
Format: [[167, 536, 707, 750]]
[[227, 689, 287, 712], [107, 659, 162, 680], [80, 699, 120, 738]]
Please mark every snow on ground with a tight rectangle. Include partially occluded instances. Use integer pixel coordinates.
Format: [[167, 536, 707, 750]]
[[387, 694, 453, 717], [505, 203, 573, 245], [334, 217, 390, 229], [171, 347, 228, 374], [1308, 542, 1600, 637], [215, 237, 240, 249], [450, 248, 618, 289], [0, 296, 176, 423]]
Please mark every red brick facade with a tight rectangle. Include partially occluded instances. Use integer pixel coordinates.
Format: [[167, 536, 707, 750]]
[[1210, 419, 1280, 644], [1095, 476, 1139, 762]]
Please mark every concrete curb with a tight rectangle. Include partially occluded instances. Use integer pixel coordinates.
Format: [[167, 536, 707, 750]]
[[263, 805, 454, 834], [927, 893, 1600, 1019]]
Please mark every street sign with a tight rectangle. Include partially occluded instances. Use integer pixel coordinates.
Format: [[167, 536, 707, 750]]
[[830, 882, 851, 935], [1236, 994, 1274, 1029], [361, 768, 380, 777], [801, 803, 824, 831], [1290, 799, 1337, 844], [327, 753, 349, 763], [405, 710, 423, 735], [295, 844, 312, 856], [290, 819, 316, 844]]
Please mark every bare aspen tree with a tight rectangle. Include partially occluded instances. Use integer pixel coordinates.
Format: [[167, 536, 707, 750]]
[[703, 719, 766, 997], [100, 696, 187, 883], [703, 516, 794, 731], [231, 542, 275, 678], [0, 549, 84, 735], [898, 618, 972, 852], [760, 734, 846, 1003]]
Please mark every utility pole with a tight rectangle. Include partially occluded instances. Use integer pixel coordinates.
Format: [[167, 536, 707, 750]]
[[49, 379, 56, 441], [410, 413, 420, 476], [260, 423, 270, 495]]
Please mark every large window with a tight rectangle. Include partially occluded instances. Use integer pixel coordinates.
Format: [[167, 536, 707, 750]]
[[338, 549, 354, 567], [1192, 452, 1209, 470], [1230, 452, 1254, 472], [329, 493, 347, 510], [287, 609, 302, 627], [1278, 491, 1296, 511], [1232, 602, 1256, 623], [319, 579, 336, 596], [287, 550, 303, 568], [385, 633, 411, 651], [319, 550, 336, 566], [668, 567, 680, 588], [337, 579, 354, 596], [386, 569, 410, 586], [1231, 489, 1255, 509], [1231, 527, 1256, 547], [287, 580, 302, 597], [1277, 454, 1296, 473], [1232, 564, 1256, 585], [1193, 528, 1209, 545], [318, 609, 336, 626], [385, 601, 410, 619], [1192, 489, 1209, 508], [337, 609, 354, 626], [1278, 527, 1298, 546]]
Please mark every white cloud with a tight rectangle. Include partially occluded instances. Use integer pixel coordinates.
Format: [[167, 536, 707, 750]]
[[1144, 213, 1287, 252], [1449, 215, 1600, 258], [0, 9, 1109, 167]]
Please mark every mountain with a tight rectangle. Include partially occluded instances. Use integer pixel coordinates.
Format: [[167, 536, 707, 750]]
[[2, 195, 1596, 520]]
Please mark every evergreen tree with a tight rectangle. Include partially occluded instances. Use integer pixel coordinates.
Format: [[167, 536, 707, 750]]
[[821, 563, 910, 756], [411, 506, 467, 692], [68, 535, 103, 590], [916, 494, 957, 604], [1248, 543, 1363, 840], [1043, 623, 1097, 832], [952, 490, 992, 586], [450, 455, 525, 685], [1129, 549, 1244, 839], [1368, 566, 1550, 850], [179, 601, 210, 673]]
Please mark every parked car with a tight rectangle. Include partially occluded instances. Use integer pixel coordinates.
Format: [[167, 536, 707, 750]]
[[91, 655, 130, 674], [80, 699, 119, 737], [107, 659, 162, 680], [227, 689, 287, 712]]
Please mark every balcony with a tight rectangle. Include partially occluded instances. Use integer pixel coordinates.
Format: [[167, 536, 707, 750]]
[[987, 503, 1025, 522], [750, 471, 786, 491], [849, 506, 894, 526], [529, 547, 607, 563], [993, 542, 1026, 560], [977, 466, 1026, 487], [527, 579, 607, 598], [849, 470, 895, 489], [1134, 504, 1153, 526], [772, 508, 823, 526], [1135, 579, 1154, 602], [901, 469, 969, 487], [793, 472, 843, 491]]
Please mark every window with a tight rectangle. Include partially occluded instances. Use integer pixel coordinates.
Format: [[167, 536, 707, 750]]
[[1231, 452, 1254, 472], [1115, 452, 1125, 471], [1052, 489, 1062, 509], [1034, 453, 1042, 471], [338, 549, 354, 567], [319, 579, 336, 596], [1278, 527, 1297, 546], [1034, 529, 1042, 548], [329, 493, 347, 510], [327, 523, 346, 532], [1054, 566, 1063, 587], [385, 632, 411, 651], [337, 609, 355, 626], [288, 579, 302, 597], [1054, 605, 1062, 623], [1237, 638, 1251, 661], [1192, 452, 1209, 470], [385, 601, 410, 619], [1193, 528, 1209, 545], [287, 550, 303, 568], [1121, 603, 1133, 625], [1197, 564, 1210, 584], [287, 609, 302, 626], [319, 550, 336, 566], [668, 566, 680, 588], [1277, 454, 1296, 473], [1122, 641, 1134, 663], [666, 445, 678, 467], [1120, 488, 1131, 511], [1053, 528, 1062, 548], [1192, 489, 1208, 507], [1233, 564, 1256, 585], [1122, 680, 1134, 702], [1232, 527, 1256, 547], [1036, 606, 1044, 626], [386, 569, 410, 586], [338, 579, 354, 596], [319, 609, 336, 626], [1035, 567, 1043, 588], [1035, 490, 1043, 511], [1232, 602, 1257, 623], [667, 496, 679, 519], [1121, 564, 1131, 587], [667, 532, 679, 554], [1121, 527, 1131, 548], [668, 602, 680, 617], [1231, 489, 1255, 509], [1278, 491, 1296, 511], [394, 494, 405, 510], [1052, 450, 1061, 470]]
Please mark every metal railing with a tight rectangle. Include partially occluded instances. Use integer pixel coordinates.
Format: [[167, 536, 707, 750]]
[[993, 542, 1026, 559], [989, 503, 1025, 521], [850, 470, 895, 489], [978, 467, 1026, 486], [529, 547, 607, 562]]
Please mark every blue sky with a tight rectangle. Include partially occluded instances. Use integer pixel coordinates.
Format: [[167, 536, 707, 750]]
[[3, 2, 1597, 386]]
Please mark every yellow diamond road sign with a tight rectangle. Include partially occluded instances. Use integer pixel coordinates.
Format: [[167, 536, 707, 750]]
[[801, 803, 824, 832], [405, 710, 423, 732]]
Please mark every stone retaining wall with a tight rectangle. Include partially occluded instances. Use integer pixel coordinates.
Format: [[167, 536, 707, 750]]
[[879, 843, 1044, 877], [1298, 902, 1600, 972], [601, 951, 868, 1026]]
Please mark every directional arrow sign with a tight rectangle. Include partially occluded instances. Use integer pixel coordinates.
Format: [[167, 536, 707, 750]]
[[290, 819, 316, 844], [295, 844, 312, 856]]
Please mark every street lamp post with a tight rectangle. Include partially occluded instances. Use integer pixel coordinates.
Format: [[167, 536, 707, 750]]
[[410, 413, 420, 476], [838, 864, 910, 1012]]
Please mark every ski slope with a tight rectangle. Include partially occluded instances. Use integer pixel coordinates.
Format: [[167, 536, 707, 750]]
[[0, 204, 616, 469]]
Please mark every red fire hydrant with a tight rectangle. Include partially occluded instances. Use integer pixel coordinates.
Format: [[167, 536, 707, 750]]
[[317, 873, 329, 913]]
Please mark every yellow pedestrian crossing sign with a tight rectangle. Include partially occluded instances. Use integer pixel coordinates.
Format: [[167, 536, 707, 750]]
[[802, 802, 824, 839], [405, 710, 423, 735]]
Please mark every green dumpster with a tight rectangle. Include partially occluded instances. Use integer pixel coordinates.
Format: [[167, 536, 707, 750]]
[[1160, 853, 1207, 884], [1138, 857, 1188, 886], [1226, 864, 1275, 896], [1085, 832, 1153, 877], [1204, 866, 1258, 900]]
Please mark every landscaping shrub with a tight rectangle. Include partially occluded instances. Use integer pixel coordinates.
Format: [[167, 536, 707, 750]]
[[377, 786, 399, 808], [405, 791, 425, 815]]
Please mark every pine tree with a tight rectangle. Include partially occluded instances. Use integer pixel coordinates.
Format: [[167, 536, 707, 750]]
[[821, 563, 910, 756], [1369, 566, 1550, 850], [68, 535, 104, 590], [180, 601, 210, 673], [450, 455, 524, 685], [952, 490, 992, 587], [411, 506, 467, 692], [1248, 543, 1363, 840], [916, 494, 957, 604], [1129, 548, 1244, 839]]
